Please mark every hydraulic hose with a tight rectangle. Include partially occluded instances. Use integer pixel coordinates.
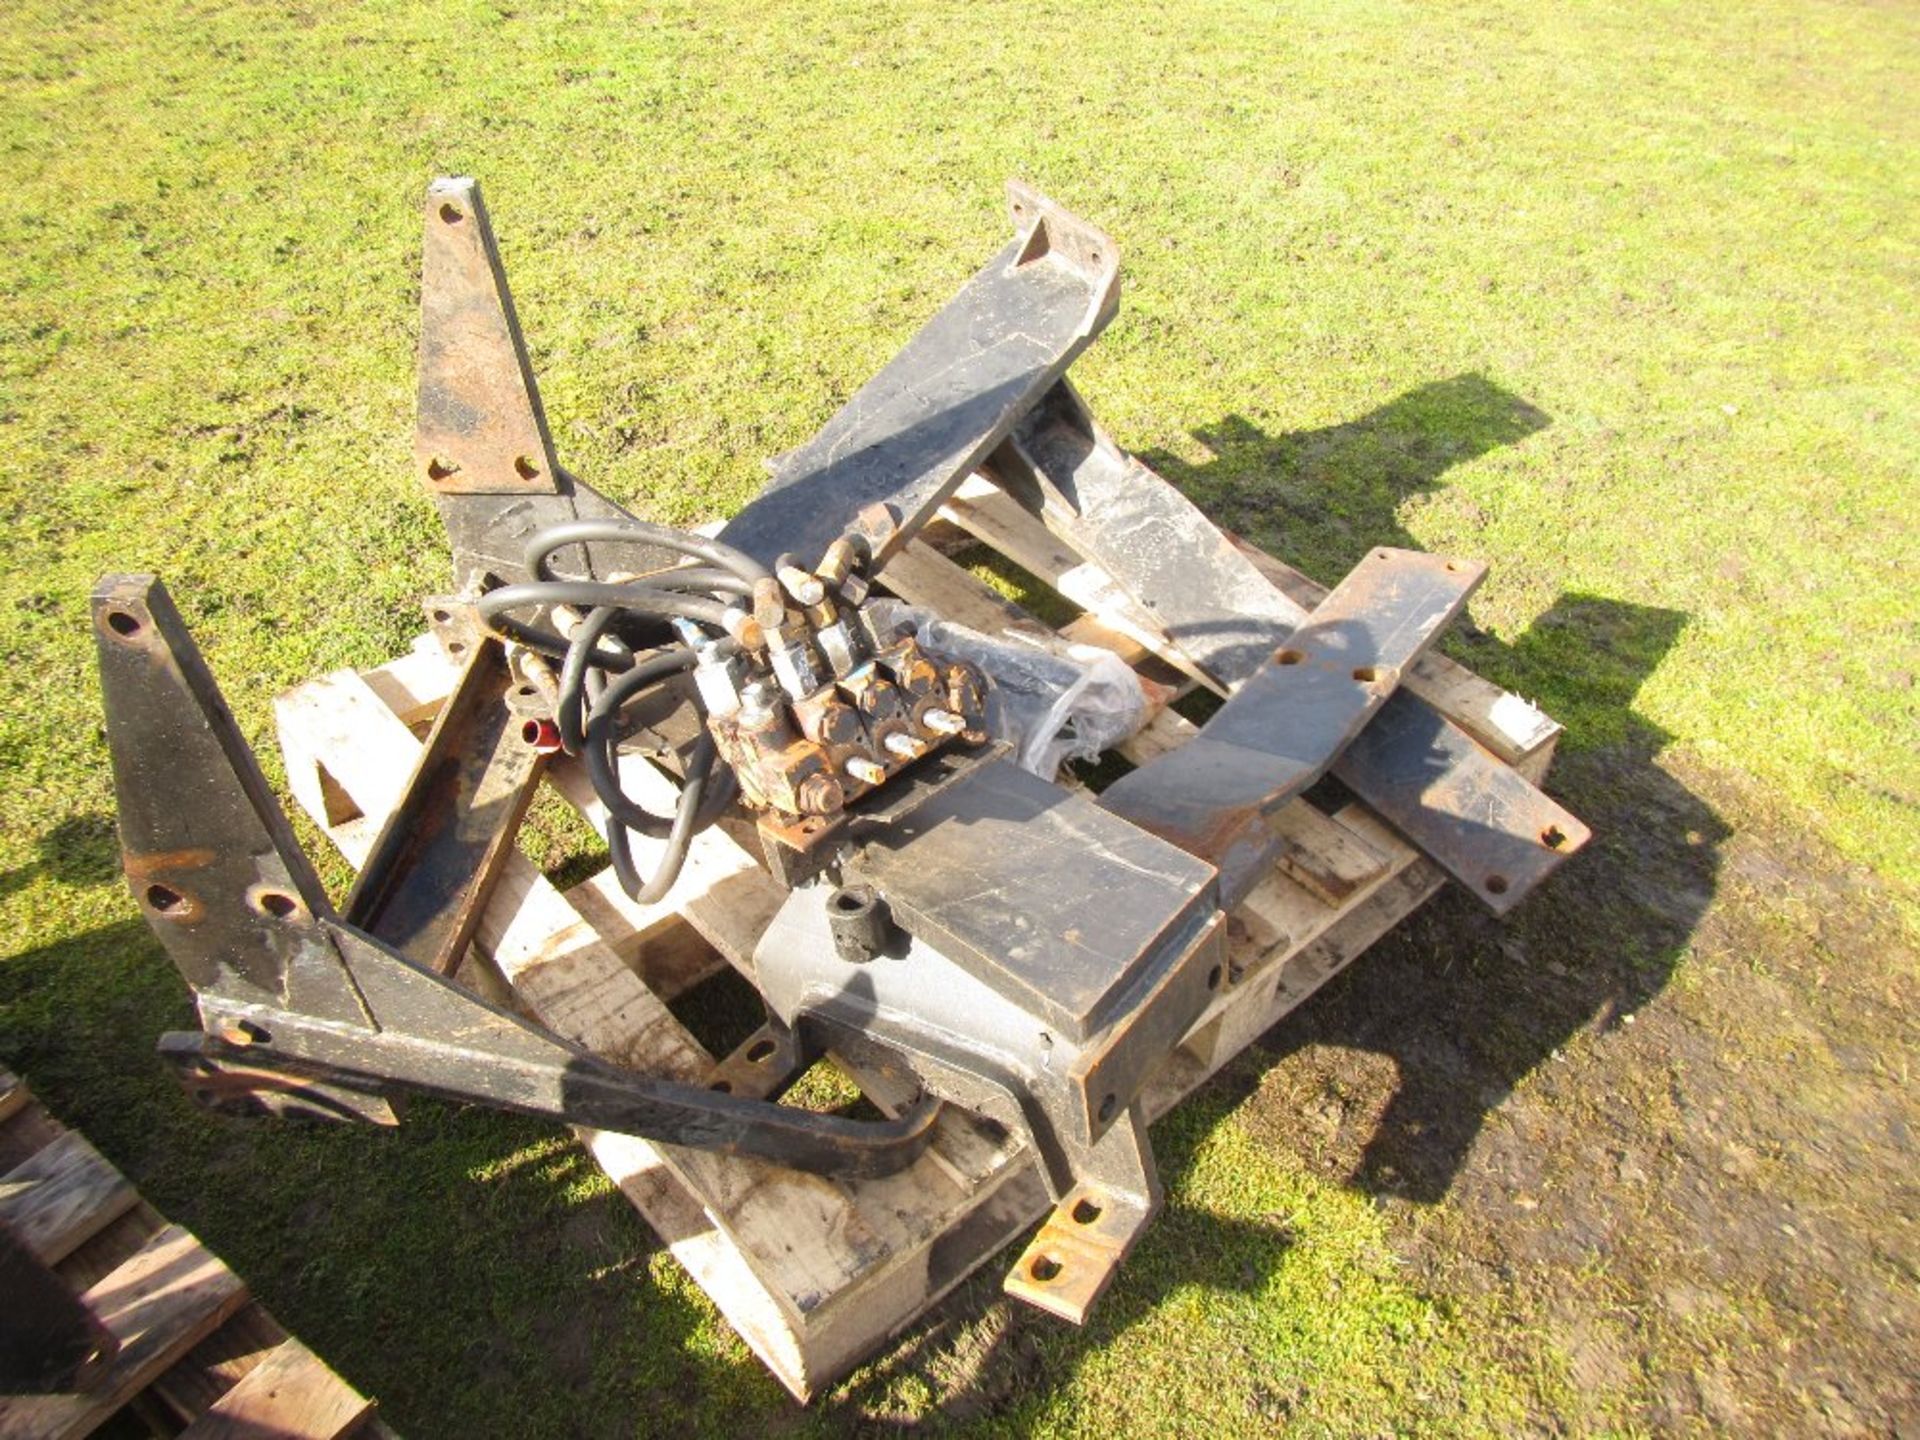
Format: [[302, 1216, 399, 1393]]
[[524, 518, 771, 588], [477, 515, 763, 907], [478, 580, 732, 660]]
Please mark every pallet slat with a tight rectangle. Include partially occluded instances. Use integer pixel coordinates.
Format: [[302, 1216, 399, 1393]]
[[0, 1225, 250, 1440], [176, 1339, 373, 1440], [0, 1130, 138, 1266], [0, 1078, 382, 1438]]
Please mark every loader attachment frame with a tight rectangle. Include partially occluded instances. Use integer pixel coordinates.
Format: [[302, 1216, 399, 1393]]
[[93, 176, 1588, 1325]]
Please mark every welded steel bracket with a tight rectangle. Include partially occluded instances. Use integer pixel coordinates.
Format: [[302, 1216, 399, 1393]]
[[987, 380, 1590, 911], [415, 177, 666, 590], [93, 574, 941, 1177], [717, 182, 1121, 572]]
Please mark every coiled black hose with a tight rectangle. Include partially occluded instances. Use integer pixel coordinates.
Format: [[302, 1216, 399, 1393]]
[[478, 580, 734, 660], [524, 518, 771, 588], [475, 517, 764, 905]]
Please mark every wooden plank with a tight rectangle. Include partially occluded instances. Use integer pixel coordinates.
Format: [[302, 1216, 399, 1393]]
[[543, 754, 786, 977], [476, 855, 713, 1081], [0, 1225, 250, 1440], [881, 539, 1048, 636], [1267, 804, 1392, 907], [177, 1338, 373, 1440], [356, 633, 459, 730], [0, 1130, 138, 1265], [274, 670, 429, 867], [153, 1308, 291, 1428]]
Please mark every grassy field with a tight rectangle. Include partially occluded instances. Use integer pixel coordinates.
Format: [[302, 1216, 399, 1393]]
[[2, 0, 1915, 1434]]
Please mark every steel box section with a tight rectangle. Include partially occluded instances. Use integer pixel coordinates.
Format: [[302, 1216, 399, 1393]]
[[718, 185, 1119, 573], [849, 759, 1219, 1046]]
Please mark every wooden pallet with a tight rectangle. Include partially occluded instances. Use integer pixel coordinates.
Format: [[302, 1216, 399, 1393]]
[[0, 1069, 385, 1440], [272, 487, 1564, 1402]]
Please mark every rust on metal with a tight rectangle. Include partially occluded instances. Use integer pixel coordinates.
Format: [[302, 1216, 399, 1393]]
[[343, 633, 547, 974], [414, 177, 560, 497]]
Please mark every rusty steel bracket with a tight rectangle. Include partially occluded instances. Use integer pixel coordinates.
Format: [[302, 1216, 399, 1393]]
[[1003, 1104, 1161, 1324], [1099, 547, 1486, 905], [415, 177, 670, 591], [987, 379, 1590, 911]]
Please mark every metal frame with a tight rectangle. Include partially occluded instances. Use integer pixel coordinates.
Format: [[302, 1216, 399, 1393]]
[[93, 176, 1590, 1325]]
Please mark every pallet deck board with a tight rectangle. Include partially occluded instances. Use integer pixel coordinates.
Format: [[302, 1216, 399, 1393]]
[[271, 493, 1567, 1400], [177, 1339, 373, 1440], [0, 1130, 138, 1267], [0, 1077, 381, 1439], [0, 1225, 250, 1440]]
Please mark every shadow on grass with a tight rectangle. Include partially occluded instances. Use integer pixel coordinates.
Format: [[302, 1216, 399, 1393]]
[[0, 812, 122, 901], [834, 376, 1731, 1424], [0, 910, 797, 1439], [1131, 374, 1728, 1205]]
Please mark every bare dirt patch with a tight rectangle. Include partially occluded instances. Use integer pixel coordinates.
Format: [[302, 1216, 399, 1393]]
[[1240, 744, 1919, 1435]]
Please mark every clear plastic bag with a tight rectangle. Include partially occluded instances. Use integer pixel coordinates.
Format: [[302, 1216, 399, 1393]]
[[871, 600, 1149, 780]]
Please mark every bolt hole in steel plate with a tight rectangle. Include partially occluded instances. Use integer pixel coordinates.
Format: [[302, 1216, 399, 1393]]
[[106, 609, 143, 637], [1029, 1254, 1063, 1283], [146, 882, 187, 914], [249, 888, 299, 919], [1071, 1197, 1103, 1225], [747, 1039, 777, 1064]]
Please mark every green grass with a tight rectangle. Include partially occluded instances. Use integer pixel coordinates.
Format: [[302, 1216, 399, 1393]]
[[1, 0, 1915, 1434]]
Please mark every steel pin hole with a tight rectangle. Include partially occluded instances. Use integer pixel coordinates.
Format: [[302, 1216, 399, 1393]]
[[439, 202, 464, 224], [1029, 1254, 1063, 1283], [105, 609, 143, 638], [1486, 874, 1510, 895], [1071, 1197, 1103, 1225], [1541, 826, 1567, 850], [144, 882, 187, 914], [249, 888, 299, 919]]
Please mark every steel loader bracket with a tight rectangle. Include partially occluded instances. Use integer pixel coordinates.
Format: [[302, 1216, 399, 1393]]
[[94, 176, 1588, 1327]]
